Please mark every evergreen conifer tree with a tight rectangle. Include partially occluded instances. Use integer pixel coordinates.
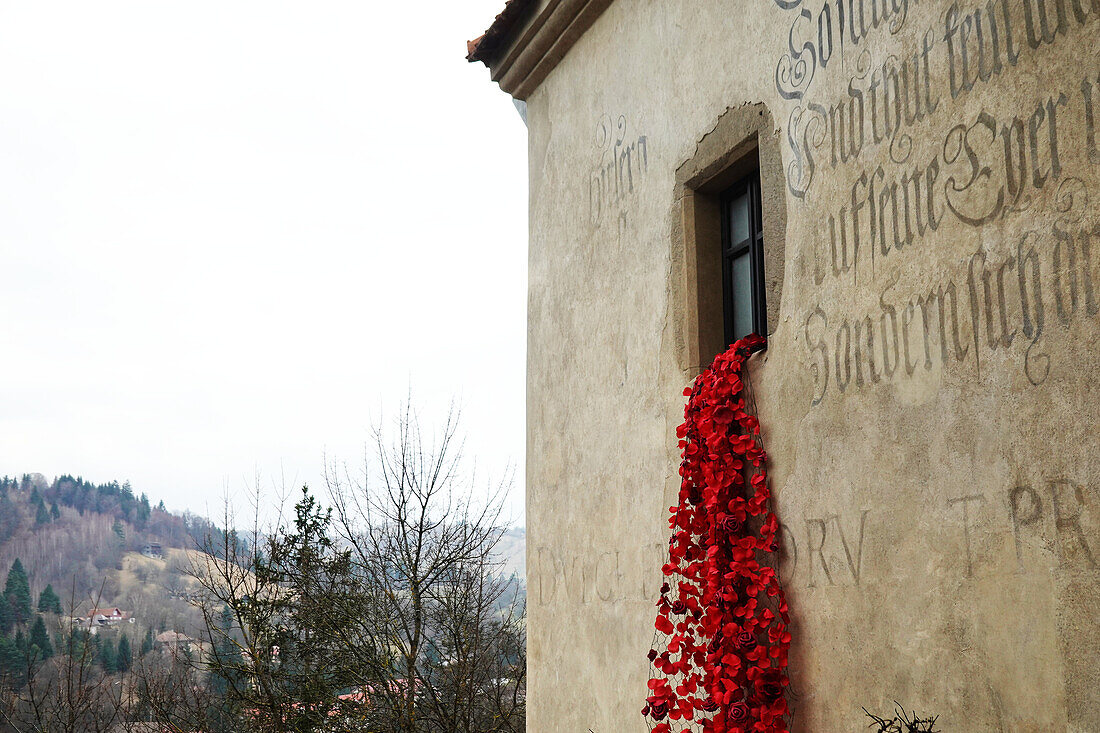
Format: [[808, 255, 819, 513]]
[[210, 605, 242, 697], [140, 627, 154, 657], [4, 560, 32, 624], [116, 633, 132, 673], [137, 493, 151, 528], [0, 495, 16, 545], [36, 585, 62, 615], [29, 615, 52, 660], [112, 519, 125, 545], [68, 628, 92, 663], [34, 500, 49, 525], [97, 637, 117, 673], [0, 637, 24, 687], [49, 501, 60, 521]]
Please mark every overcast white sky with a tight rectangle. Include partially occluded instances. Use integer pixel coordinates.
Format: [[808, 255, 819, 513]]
[[0, 2, 529, 524]]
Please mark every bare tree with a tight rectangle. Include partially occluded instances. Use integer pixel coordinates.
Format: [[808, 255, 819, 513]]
[[128, 643, 224, 733], [418, 553, 526, 733], [325, 404, 526, 733]]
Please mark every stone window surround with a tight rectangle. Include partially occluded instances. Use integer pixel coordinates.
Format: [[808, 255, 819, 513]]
[[673, 103, 787, 375]]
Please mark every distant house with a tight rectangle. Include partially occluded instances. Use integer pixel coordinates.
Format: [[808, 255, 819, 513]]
[[110, 724, 183, 733], [69, 607, 134, 635], [140, 542, 163, 559], [86, 608, 133, 626], [155, 631, 198, 653]]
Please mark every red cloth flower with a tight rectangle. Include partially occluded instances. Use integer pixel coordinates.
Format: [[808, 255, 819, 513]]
[[753, 668, 787, 703], [642, 335, 791, 733]]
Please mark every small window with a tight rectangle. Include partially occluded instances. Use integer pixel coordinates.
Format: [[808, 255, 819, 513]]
[[720, 173, 766, 346], [675, 106, 784, 372]]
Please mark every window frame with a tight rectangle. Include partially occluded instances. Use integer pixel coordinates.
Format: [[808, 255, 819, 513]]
[[672, 103, 786, 374], [719, 172, 767, 347]]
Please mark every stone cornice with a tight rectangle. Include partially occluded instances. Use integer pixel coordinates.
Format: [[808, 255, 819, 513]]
[[483, 0, 615, 100]]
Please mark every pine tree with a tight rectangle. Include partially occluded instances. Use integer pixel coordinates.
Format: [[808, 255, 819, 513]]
[[137, 493, 151, 529], [67, 629, 92, 663], [49, 501, 60, 521], [0, 637, 24, 688], [211, 605, 242, 696], [29, 616, 52, 660], [97, 637, 117, 673], [116, 633, 132, 673], [4, 560, 32, 624], [209, 487, 367, 728], [112, 519, 126, 545], [0, 494, 16, 545], [34, 497, 50, 525], [37, 585, 62, 615], [140, 627, 154, 657]]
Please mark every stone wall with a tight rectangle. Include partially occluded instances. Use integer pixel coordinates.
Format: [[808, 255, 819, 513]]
[[522, 0, 1100, 729]]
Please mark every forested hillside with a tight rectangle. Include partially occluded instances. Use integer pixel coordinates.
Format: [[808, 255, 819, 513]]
[[0, 466, 526, 733], [0, 472, 525, 619], [0, 474, 231, 631]]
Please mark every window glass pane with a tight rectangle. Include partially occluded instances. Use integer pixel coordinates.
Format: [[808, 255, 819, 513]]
[[731, 251, 753, 340], [729, 192, 750, 245]]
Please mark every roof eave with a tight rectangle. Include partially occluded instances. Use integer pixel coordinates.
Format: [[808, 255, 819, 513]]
[[466, 0, 615, 100]]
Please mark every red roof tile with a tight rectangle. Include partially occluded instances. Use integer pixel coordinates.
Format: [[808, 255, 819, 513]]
[[466, 0, 537, 65]]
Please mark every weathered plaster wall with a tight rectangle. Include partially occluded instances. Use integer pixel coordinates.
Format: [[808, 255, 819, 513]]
[[522, 0, 1100, 730]]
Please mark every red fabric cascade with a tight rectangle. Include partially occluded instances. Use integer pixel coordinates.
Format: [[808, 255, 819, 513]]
[[643, 334, 791, 733]]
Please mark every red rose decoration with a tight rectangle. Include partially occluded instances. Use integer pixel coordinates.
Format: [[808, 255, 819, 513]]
[[712, 406, 736, 424], [755, 669, 786, 702], [642, 335, 791, 733], [729, 701, 750, 722], [718, 514, 744, 536]]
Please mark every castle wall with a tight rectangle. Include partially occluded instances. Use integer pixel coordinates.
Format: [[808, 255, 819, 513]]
[[522, 1, 1100, 729]]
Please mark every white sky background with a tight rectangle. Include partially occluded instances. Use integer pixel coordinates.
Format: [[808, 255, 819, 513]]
[[0, 2, 529, 525]]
